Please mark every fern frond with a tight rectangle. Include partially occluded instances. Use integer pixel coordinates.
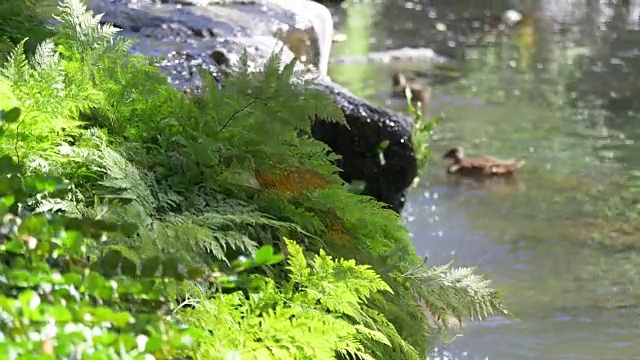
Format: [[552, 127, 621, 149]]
[[50, 134, 314, 265], [186, 47, 344, 176], [180, 239, 400, 360], [90, 141, 158, 215], [405, 261, 510, 326], [153, 213, 259, 262], [352, 324, 391, 347], [35, 197, 77, 214], [0, 76, 21, 113], [336, 347, 377, 360], [285, 236, 311, 282], [54, 0, 120, 46], [0, 39, 29, 83], [33, 39, 59, 73], [144, 216, 228, 262], [30, 39, 69, 114], [0, 38, 87, 157], [358, 299, 423, 360]]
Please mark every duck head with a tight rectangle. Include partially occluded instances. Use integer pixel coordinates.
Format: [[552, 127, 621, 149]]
[[443, 146, 464, 161]]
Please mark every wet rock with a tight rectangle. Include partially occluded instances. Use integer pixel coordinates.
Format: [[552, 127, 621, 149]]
[[156, 50, 223, 92], [311, 79, 418, 213], [90, 0, 417, 212], [89, 0, 301, 91], [90, 0, 332, 76]]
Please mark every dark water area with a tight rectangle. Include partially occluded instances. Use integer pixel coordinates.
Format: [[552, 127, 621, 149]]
[[327, 0, 640, 359]]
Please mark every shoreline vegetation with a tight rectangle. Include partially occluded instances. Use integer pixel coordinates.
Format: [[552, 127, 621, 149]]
[[0, 0, 509, 358]]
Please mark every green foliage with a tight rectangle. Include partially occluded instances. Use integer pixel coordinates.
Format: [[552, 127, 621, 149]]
[[190, 51, 345, 171], [43, 134, 307, 266], [406, 259, 509, 325], [404, 85, 440, 172], [0, 154, 198, 358], [181, 239, 396, 360], [0, 37, 90, 159], [0, 0, 56, 57], [0, 0, 510, 358]]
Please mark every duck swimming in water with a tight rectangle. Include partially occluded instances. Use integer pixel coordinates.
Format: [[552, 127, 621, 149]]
[[392, 72, 432, 109], [442, 146, 525, 176]]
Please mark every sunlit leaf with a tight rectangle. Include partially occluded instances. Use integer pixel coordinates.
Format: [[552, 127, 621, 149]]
[[19, 215, 48, 235], [62, 272, 82, 287], [0, 195, 15, 211], [144, 335, 163, 352], [4, 238, 25, 254], [23, 174, 66, 193], [253, 245, 276, 265]]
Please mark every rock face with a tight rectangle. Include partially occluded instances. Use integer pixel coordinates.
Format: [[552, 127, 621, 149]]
[[89, 0, 303, 90], [89, 0, 419, 213], [311, 79, 417, 213]]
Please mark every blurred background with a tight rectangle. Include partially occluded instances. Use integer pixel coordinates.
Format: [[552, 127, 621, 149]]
[[326, 0, 640, 359]]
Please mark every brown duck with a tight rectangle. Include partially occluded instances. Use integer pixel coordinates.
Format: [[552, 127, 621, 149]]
[[392, 72, 431, 107], [443, 146, 525, 176]]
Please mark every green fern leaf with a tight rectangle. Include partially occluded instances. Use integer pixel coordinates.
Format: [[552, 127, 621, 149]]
[[0, 38, 29, 83]]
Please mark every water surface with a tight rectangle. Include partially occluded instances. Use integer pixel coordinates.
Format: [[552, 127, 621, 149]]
[[328, 1, 640, 359]]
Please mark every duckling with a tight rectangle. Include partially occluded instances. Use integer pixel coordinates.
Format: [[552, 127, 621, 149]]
[[443, 146, 525, 176], [391, 72, 431, 108]]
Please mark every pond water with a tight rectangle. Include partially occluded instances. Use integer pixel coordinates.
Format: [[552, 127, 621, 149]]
[[327, 1, 640, 359]]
